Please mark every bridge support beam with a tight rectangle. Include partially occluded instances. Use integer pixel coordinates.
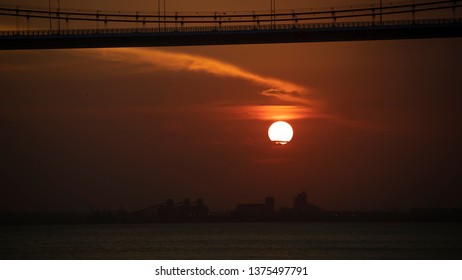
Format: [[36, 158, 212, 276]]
[[1, 24, 462, 50]]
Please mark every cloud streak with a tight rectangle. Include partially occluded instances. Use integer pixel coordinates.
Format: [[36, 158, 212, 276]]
[[216, 105, 318, 121], [96, 48, 313, 105]]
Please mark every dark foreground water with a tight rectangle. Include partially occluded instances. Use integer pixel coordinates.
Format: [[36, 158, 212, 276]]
[[1, 223, 462, 259]]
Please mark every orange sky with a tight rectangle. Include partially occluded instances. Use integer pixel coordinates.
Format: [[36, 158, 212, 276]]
[[1, 0, 462, 212]]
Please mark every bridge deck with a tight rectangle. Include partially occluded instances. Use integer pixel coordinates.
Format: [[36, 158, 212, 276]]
[[1, 19, 462, 50]]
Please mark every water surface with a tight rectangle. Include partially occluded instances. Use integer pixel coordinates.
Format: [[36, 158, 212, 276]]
[[1, 222, 461, 259]]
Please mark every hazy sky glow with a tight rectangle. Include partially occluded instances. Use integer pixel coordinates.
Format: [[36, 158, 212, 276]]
[[1, 0, 462, 212]]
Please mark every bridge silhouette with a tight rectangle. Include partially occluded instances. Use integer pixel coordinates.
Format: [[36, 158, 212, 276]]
[[0, 0, 461, 50]]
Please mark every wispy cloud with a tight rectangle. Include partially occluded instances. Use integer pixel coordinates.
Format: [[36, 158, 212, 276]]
[[216, 105, 318, 121], [95, 48, 313, 105], [0, 63, 32, 72]]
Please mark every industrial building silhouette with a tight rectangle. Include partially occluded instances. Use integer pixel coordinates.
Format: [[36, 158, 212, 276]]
[[8, 192, 456, 225], [122, 192, 322, 222], [2, 190, 462, 225], [125, 198, 209, 222], [235, 196, 275, 218]]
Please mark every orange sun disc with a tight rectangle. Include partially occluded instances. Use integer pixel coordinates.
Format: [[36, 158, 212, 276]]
[[268, 121, 293, 145]]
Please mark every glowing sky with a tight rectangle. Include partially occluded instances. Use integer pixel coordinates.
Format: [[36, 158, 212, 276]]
[[1, 0, 462, 212]]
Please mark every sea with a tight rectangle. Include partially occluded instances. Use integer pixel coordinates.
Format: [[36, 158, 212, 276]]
[[1, 222, 462, 259]]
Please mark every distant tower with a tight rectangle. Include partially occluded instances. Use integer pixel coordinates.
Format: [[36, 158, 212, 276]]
[[294, 192, 308, 211]]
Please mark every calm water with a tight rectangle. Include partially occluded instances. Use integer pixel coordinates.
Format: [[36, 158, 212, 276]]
[[1, 223, 462, 259]]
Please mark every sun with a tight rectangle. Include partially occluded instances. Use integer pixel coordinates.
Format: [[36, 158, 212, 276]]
[[268, 121, 293, 145]]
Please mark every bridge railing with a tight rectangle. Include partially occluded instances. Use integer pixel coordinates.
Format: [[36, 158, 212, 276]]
[[1, 18, 461, 37]]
